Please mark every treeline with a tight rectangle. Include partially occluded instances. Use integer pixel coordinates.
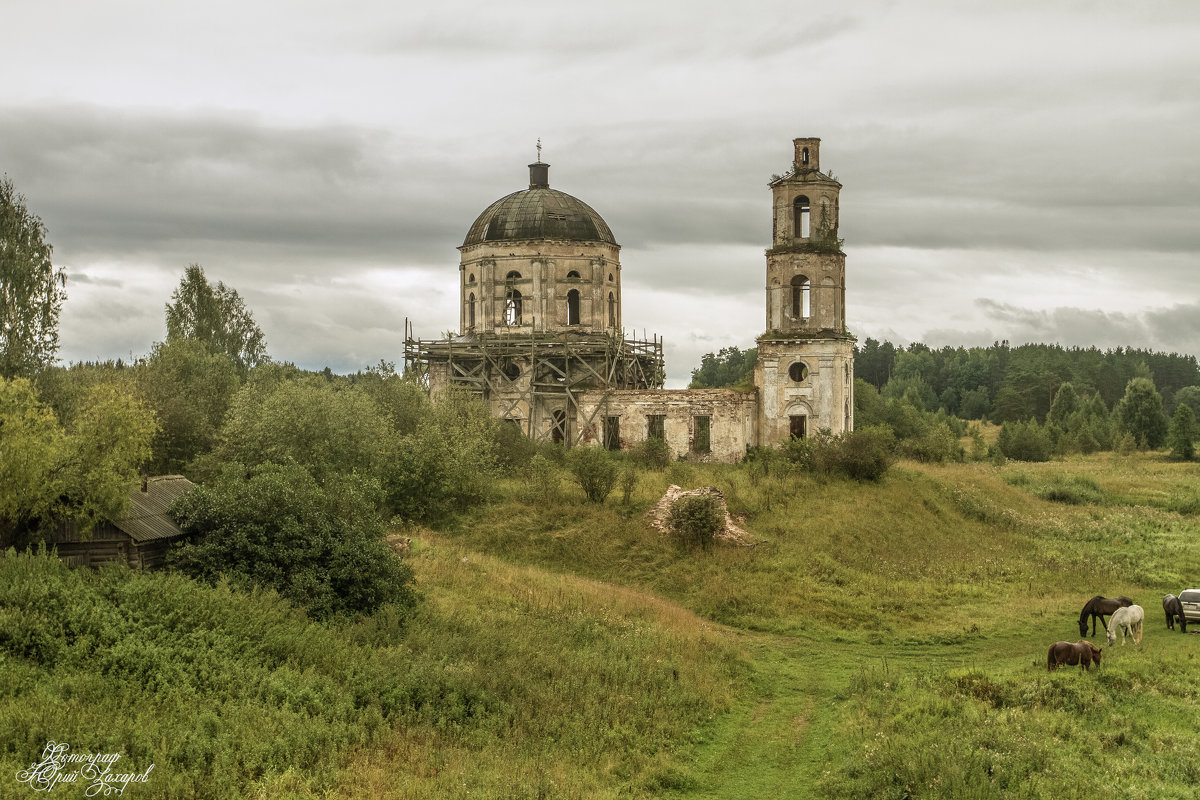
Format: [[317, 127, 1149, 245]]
[[3, 252, 505, 619], [855, 338, 1200, 422], [689, 338, 1200, 463]]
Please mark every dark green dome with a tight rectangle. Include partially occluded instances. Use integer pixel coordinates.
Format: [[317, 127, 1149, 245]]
[[462, 163, 617, 247]]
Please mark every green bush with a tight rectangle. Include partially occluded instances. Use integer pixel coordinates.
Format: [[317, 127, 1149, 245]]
[[668, 494, 724, 551], [814, 426, 895, 481], [619, 464, 639, 505], [996, 419, 1052, 462], [567, 446, 618, 503], [523, 453, 561, 503], [897, 421, 964, 463], [168, 462, 416, 619], [633, 436, 671, 470]]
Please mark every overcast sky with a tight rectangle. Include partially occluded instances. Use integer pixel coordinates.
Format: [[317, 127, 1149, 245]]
[[3, 0, 1198, 387]]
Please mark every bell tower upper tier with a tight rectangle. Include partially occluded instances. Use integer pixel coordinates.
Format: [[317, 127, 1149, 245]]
[[765, 137, 847, 334]]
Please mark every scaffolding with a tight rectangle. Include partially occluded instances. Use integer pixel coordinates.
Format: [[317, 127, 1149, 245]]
[[403, 320, 665, 444]]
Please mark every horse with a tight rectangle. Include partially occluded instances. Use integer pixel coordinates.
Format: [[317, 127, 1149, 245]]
[[1163, 594, 1188, 632], [1106, 604, 1145, 646], [1078, 595, 1134, 637], [1047, 640, 1103, 672]]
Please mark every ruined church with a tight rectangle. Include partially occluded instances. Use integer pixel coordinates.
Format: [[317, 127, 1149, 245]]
[[404, 138, 854, 461]]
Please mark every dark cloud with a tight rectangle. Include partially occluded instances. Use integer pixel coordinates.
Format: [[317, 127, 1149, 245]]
[[5, 1, 1199, 378]]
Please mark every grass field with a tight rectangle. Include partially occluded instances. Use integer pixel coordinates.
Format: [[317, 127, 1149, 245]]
[[3, 451, 1199, 798]]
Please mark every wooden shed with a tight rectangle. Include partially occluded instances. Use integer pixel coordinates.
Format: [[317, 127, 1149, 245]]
[[46, 475, 196, 570]]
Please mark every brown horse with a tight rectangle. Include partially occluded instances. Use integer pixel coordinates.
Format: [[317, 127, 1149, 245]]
[[1047, 640, 1103, 672], [1078, 595, 1133, 637], [1163, 595, 1187, 632]]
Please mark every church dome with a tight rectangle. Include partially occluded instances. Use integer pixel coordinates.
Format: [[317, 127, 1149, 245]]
[[461, 162, 617, 247]]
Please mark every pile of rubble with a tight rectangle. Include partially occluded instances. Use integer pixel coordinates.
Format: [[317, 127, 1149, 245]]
[[645, 485, 754, 546]]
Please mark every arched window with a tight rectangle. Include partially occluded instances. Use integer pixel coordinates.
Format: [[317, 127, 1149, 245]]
[[791, 275, 810, 319], [608, 272, 614, 282], [607, 292, 616, 327], [467, 292, 475, 330], [802, 147, 809, 166], [506, 270, 522, 280], [566, 270, 581, 279], [793, 196, 811, 238], [505, 289, 522, 325], [468, 273, 476, 283], [567, 289, 580, 326]]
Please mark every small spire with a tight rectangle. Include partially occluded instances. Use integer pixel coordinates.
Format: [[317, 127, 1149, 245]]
[[536, 137, 543, 163]]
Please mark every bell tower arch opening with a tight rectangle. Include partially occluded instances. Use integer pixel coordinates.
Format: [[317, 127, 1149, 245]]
[[793, 196, 811, 238]]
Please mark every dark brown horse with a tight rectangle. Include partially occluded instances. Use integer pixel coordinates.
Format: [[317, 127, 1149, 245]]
[[1163, 594, 1188, 632], [1078, 595, 1133, 637], [1047, 640, 1103, 672]]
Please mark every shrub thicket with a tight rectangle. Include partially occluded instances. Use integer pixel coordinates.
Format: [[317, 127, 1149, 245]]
[[168, 462, 416, 619], [668, 494, 724, 551], [997, 419, 1052, 462], [567, 446, 618, 503], [633, 436, 671, 470]]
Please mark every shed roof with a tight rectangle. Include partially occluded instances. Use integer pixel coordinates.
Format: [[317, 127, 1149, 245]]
[[112, 476, 195, 542]]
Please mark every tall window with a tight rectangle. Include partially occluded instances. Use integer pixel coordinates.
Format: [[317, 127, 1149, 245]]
[[505, 289, 522, 325], [552, 410, 567, 445], [692, 415, 710, 454], [791, 275, 810, 319], [801, 147, 809, 166], [467, 292, 475, 330], [793, 195, 810, 238], [790, 415, 807, 439], [607, 292, 616, 327], [603, 416, 620, 450], [567, 289, 580, 325], [647, 414, 665, 440]]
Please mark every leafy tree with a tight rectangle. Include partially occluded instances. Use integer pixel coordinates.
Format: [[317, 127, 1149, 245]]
[[0, 377, 156, 547], [689, 346, 757, 389], [168, 462, 415, 619], [379, 390, 500, 521], [165, 264, 266, 375], [0, 378, 65, 544], [0, 176, 67, 378], [1116, 377, 1168, 449], [1047, 382, 1079, 427], [217, 375, 389, 481], [1168, 403, 1196, 461], [959, 386, 991, 419], [137, 339, 240, 473], [60, 382, 159, 533], [1174, 386, 1200, 419]]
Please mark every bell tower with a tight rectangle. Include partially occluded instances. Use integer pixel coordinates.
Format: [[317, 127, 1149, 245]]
[[755, 137, 855, 442]]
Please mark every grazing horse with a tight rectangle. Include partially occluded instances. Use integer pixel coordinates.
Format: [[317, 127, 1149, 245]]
[[1047, 640, 1103, 672], [1078, 595, 1134, 637], [1106, 604, 1145, 646], [1163, 594, 1188, 632]]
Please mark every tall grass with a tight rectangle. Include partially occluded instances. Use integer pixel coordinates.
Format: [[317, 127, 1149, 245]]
[[0, 546, 744, 798]]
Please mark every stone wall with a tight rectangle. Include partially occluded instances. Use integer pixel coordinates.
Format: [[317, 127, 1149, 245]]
[[574, 388, 758, 462]]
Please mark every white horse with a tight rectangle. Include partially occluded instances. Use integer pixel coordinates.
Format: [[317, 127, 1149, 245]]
[[1107, 604, 1144, 646]]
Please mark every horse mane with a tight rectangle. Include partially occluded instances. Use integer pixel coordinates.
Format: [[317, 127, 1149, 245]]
[[1079, 595, 1103, 624]]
